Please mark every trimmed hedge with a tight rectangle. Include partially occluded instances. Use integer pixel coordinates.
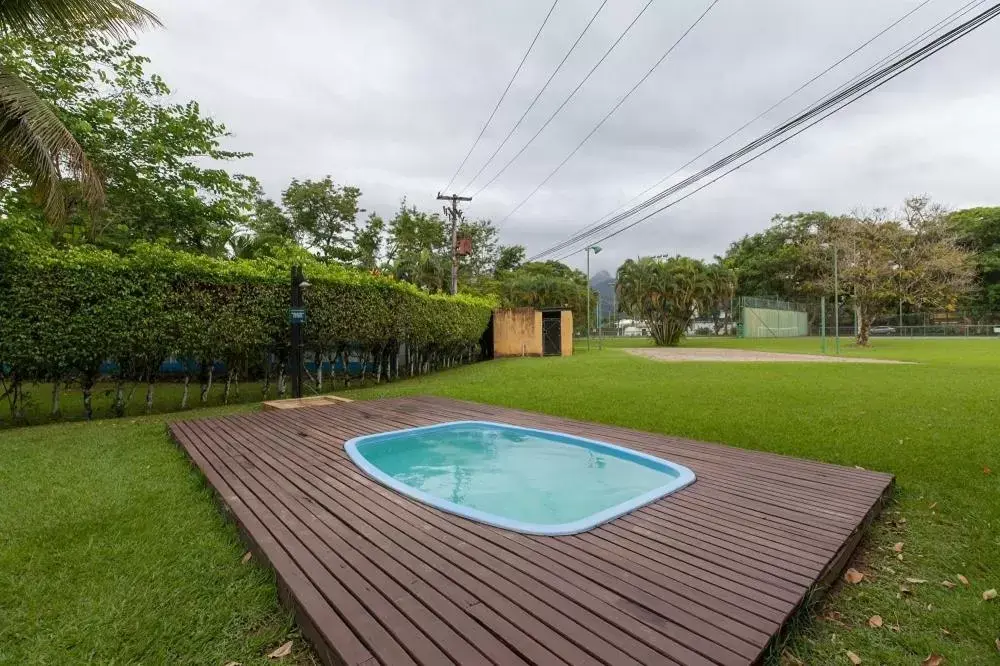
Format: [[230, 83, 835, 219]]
[[0, 233, 494, 420]]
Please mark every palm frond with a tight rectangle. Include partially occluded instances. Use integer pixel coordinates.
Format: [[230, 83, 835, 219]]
[[0, 67, 104, 221], [0, 0, 160, 39]]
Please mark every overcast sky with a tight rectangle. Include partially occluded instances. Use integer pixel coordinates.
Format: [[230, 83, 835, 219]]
[[135, 0, 1000, 274]]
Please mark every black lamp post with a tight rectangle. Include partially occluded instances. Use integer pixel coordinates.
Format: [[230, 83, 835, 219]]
[[289, 265, 308, 398]]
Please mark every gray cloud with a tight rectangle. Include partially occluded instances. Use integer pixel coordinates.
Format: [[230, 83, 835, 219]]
[[136, 0, 1000, 274]]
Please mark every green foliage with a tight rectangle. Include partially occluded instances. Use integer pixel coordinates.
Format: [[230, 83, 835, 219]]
[[498, 260, 592, 333], [616, 255, 731, 346], [0, 231, 494, 420], [281, 177, 362, 263], [722, 211, 832, 301], [0, 27, 257, 252], [948, 206, 1000, 312]]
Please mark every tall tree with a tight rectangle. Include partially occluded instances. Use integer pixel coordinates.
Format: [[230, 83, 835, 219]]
[[723, 212, 832, 301], [616, 256, 724, 346], [499, 261, 592, 333], [817, 199, 973, 345], [0, 26, 257, 252], [0, 0, 158, 223], [948, 206, 1000, 314], [354, 212, 385, 271], [281, 177, 362, 263]]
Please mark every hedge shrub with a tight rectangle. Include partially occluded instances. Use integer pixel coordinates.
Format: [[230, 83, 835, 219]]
[[0, 231, 494, 420]]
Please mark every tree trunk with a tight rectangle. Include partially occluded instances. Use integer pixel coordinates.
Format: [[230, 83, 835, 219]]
[[223, 370, 233, 404], [341, 350, 351, 388], [81, 380, 94, 421], [145, 378, 154, 414], [200, 364, 213, 403], [261, 361, 271, 400], [277, 365, 286, 398], [51, 380, 61, 418], [113, 379, 126, 417], [316, 353, 324, 392], [181, 375, 190, 409]]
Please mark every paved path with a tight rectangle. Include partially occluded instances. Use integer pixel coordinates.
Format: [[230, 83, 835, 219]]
[[626, 347, 910, 364]]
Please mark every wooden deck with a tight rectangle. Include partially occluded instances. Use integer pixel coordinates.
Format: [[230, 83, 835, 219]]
[[169, 396, 893, 666]]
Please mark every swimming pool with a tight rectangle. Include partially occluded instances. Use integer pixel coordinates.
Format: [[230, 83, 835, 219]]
[[344, 421, 695, 535]]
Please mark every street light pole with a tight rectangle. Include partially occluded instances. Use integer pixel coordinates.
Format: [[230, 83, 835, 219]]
[[833, 246, 840, 355], [585, 245, 601, 351]]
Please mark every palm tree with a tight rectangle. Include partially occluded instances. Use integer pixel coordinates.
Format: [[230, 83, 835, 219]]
[[0, 0, 160, 222]]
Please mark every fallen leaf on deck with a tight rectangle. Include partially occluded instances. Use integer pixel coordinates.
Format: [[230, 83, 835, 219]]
[[906, 578, 928, 584], [984, 589, 997, 601], [846, 650, 862, 665], [957, 574, 969, 586], [268, 641, 293, 659], [941, 580, 956, 589], [844, 568, 865, 584], [921, 654, 944, 666], [868, 615, 883, 628], [241, 551, 252, 564], [893, 542, 904, 553]]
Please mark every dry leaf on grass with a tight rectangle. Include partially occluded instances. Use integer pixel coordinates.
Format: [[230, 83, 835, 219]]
[[780, 649, 805, 666], [897, 553, 904, 561], [921, 654, 944, 666], [940, 628, 951, 636], [868, 615, 883, 628], [929, 502, 938, 509], [893, 542, 904, 553], [899, 584, 912, 596], [846, 650, 862, 664], [984, 589, 997, 601], [957, 574, 969, 586], [906, 578, 928, 584], [241, 551, 252, 564], [985, 466, 992, 475], [844, 568, 865, 584], [268, 641, 293, 659], [994, 637, 1000, 652], [941, 580, 956, 589], [223, 662, 242, 666]]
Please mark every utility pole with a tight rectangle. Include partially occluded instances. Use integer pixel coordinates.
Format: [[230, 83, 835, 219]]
[[437, 192, 472, 295]]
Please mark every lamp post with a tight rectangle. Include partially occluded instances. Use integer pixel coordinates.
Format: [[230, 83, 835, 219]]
[[833, 244, 840, 355], [585, 245, 601, 351], [289, 265, 310, 398]]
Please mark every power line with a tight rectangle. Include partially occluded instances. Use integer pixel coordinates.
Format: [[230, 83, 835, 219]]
[[542, 2, 1000, 261], [457, 0, 610, 195], [440, 0, 560, 193], [468, 0, 657, 197], [497, 0, 721, 225], [528, 0, 953, 262]]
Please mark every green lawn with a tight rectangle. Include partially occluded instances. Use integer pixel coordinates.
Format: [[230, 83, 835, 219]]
[[2, 338, 998, 664]]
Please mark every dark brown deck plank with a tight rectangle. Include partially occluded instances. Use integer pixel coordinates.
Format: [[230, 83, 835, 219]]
[[168, 396, 893, 666]]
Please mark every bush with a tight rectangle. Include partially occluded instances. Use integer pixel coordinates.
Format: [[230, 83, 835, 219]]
[[0, 234, 494, 421]]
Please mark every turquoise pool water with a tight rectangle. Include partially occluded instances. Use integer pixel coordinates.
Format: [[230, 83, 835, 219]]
[[345, 421, 695, 535]]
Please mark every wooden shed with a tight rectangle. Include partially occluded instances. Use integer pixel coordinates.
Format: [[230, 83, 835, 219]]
[[491, 307, 572, 358]]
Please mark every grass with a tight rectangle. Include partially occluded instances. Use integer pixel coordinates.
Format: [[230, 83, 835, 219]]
[[2, 337, 998, 664], [0, 404, 315, 665]]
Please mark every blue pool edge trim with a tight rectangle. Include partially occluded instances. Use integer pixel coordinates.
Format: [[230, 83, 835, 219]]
[[343, 420, 696, 536]]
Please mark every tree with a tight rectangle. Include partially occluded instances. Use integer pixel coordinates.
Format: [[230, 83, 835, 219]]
[[0, 26, 258, 252], [495, 245, 525, 275], [723, 212, 832, 301], [386, 202, 449, 291], [354, 212, 385, 271], [0, 0, 158, 223], [817, 199, 973, 345], [499, 261, 592, 333], [948, 206, 1000, 314], [280, 177, 362, 263], [615, 256, 724, 346]]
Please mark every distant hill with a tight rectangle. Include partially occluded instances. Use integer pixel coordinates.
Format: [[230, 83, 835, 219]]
[[590, 270, 617, 321]]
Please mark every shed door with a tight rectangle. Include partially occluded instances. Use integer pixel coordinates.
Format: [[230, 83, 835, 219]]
[[542, 315, 562, 356]]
